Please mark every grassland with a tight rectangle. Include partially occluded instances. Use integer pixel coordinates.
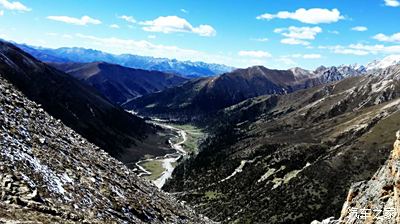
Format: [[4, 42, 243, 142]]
[[140, 160, 164, 181], [171, 124, 205, 154], [137, 123, 205, 182]]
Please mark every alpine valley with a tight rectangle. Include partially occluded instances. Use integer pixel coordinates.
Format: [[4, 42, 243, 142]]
[[2, 2, 400, 223]]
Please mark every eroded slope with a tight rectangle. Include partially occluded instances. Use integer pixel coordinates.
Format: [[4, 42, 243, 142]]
[[165, 65, 400, 223], [0, 76, 211, 223]]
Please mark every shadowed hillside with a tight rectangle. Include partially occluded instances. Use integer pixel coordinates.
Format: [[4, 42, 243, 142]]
[[165, 65, 400, 223]]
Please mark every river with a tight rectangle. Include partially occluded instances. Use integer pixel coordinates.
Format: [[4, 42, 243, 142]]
[[136, 121, 188, 189]]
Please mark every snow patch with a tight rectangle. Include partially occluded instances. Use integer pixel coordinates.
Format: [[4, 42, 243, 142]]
[[367, 55, 400, 71], [220, 157, 260, 183], [1, 133, 66, 195], [382, 98, 400, 110], [61, 173, 74, 184], [257, 168, 276, 183], [371, 80, 392, 93]]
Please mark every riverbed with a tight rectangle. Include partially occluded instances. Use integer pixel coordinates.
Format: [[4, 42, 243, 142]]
[[136, 121, 188, 189]]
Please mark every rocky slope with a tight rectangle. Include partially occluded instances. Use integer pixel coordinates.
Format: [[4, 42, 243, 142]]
[[16, 43, 234, 78], [127, 65, 364, 121], [331, 131, 400, 223], [49, 62, 187, 105], [0, 75, 211, 223], [164, 65, 400, 223], [0, 40, 170, 161], [314, 64, 365, 83]]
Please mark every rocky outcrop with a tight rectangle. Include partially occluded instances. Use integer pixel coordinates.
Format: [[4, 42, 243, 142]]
[[335, 131, 400, 223], [0, 76, 211, 223]]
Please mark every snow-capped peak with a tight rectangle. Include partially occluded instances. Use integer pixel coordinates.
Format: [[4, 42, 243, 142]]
[[350, 63, 365, 71], [366, 55, 400, 71], [289, 67, 311, 77]]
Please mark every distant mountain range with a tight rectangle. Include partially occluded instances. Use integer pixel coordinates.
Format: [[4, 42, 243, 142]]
[[125, 64, 366, 120], [15, 43, 234, 78], [49, 62, 188, 105], [0, 40, 172, 161], [12, 42, 400, 80], [126, 55, 400, 121]]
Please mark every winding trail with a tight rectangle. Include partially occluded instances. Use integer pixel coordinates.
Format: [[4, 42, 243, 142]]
[[136, 120, 188, 189]]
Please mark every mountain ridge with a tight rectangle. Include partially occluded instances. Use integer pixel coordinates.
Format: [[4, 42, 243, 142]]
[[164, 64, 400, 223], [0, 74, 212, 223], [0, 40, 169, 161], [366, 54, 400, 71], [49, 61, 188, 105], [15, 43, 234, 78], [126, 64, 365, 121]]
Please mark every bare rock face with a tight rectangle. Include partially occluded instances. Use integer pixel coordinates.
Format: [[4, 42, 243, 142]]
[[335, 131, 400, 223], [0, 76, 212, 223]]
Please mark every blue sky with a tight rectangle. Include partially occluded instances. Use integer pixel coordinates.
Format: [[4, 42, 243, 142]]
[[0, 0, 400, 69]]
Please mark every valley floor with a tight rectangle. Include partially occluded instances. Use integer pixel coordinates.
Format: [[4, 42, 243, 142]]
[[135, 120, 205, 189]]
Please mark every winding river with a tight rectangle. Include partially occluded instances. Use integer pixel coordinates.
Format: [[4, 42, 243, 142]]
[[136, 121, 188, 189]]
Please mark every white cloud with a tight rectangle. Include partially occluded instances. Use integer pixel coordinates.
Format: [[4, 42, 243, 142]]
[[277, 57, 297, 66], [257, 8, 343, 24], [290, 54, 322, 59], [238, 50, 272, 58], [320, 43, 400, 55], [109, 24, 120, 29], [45, 32, 57, 36], [373, 33, 400, 43], [62, 34, 73, 39], [275, 26, 322, 40], [118, 15, 136, 24], [351, 26, 368, 32], [47, 15, 101, 26], [281, 38, 310, 46], [329, 30, 340, 35], [45, 32, 73, 39], [139, 16, 216, 37], [319, 45, 369, 56], [148, 35, 156, 39], [181, 9, 189, 14], [192, 25, 216, 37], [0, 0, 30, 11], [350, 43, 400, 54], [303, 54, 321, 59], [384, 0, 400, 7], [251, 37, 269, 42], [278, 54, 321, 66], [337, 49, 370, 55], [275, 26, 322, 46], [0, 10, 3, 16]]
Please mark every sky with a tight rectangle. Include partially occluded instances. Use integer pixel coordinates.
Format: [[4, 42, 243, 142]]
[[0, 0, 400, 69]]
